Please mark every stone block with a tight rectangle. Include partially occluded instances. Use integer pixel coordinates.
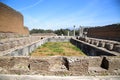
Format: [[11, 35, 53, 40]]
[[88, 39, 91, 43], [49, 57, 68, 71], [3, 43, 11, 51], [88, 57, 103, 67], [10, 57, 29, 70], [90, 40, 94, 44], [68, 57, 88, 75], [0, 57, 14, 69], [93, 41, 99, 46], [105, 43, 114, 50], [98, 41, 105, 48], [113, 44, 120, 53], [0, 44, 4, 51], [9, 41, 16, 48], [29, 57, 50, 71]]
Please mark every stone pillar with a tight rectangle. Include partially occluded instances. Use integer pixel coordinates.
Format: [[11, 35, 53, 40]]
[[82, 27, 84, 38], [73, 25, 75, 36], [79, 26, 84, 37], [68, 31, 69, 36]]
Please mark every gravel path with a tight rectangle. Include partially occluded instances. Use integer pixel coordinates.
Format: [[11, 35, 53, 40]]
[[0, 75, 120, 80]]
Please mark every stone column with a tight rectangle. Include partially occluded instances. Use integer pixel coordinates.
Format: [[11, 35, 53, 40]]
[[68, 31, 69, 36], [79, 26, 84, 37], [79, 26, 81, 37], [73, 25, 75, 36]]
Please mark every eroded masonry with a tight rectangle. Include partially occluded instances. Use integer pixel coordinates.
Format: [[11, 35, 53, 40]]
[[0, 2, 120, 76]]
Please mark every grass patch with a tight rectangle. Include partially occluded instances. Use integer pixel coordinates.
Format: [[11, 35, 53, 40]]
[[31, 42, 86, 56]]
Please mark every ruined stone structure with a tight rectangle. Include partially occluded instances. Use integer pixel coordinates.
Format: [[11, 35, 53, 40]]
[[0, 56, 120, 76], [75, 37, 120, 56], [0, 3, 120, 78], [0, 2, 29, 35], [0, 36, 120, 79], [86, 24, 120, 41], [31, 33, 57, 36]]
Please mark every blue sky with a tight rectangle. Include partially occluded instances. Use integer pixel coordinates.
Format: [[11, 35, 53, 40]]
[[0, 0, 120, 30]]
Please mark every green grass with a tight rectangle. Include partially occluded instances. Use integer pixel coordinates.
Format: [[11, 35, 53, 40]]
[[31, 42, 86, 56]]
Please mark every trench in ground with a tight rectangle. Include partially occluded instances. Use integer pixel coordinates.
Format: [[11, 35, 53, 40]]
[[30, 42, 86, 56]]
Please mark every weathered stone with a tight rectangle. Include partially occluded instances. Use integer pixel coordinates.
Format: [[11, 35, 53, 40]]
[[88, 57, 103, 67], [0, 56, 120, 76], [88, 39, 91, 43], [68, 57, 88, 75], [0, 67, 9, 74], [29, 57, 50, 71], [0, 44, 4, 51], [90, 40, 94, 44], [98, 41, 105, 48], [3, 43, 11, 50], [105, 43, 114, 50], [93, 41, 99, 46], [49, 57, 68, 71], [113, 44, 120, 53], [11, 57, 29, 70], [0, 57, 14, 69]]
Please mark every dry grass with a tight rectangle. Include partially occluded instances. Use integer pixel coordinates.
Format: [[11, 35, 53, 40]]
[[31, 42, 86, 56]]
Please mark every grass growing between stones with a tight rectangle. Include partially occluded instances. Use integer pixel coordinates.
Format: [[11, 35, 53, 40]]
[[31, 42, 86, 56]]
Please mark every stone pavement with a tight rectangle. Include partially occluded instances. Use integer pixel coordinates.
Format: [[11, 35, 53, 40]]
[[0, 75, 120, 80]]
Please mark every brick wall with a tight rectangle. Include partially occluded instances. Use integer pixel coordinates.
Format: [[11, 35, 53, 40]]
[[87, 24, 120, 41], [0, 2, 29, 35], [0, 56, 120, 75]]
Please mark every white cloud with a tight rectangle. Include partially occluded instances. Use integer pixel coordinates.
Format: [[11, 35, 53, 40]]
[[19, 0, 43, 11]]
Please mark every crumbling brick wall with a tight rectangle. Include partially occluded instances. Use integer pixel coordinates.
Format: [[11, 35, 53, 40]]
[[0, 2, 29, 35], [0, 56, 120, 76]]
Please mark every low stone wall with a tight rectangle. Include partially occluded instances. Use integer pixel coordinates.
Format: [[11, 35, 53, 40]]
[[75, 37, 120, 55], [0, 56, 120, 76], [0, 36, 42, 52], [47, 36, 71, 42], [31, 33, 57, 36], [0, 37, 48, 56], [0, 36, 71, 56]]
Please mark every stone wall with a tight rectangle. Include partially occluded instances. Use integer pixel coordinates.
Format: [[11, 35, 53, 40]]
[[0, 56, 120, 76], [87, 24, 120, 41], [0, 2, 29, 35], [0, 36, 70, 56], [31, 33, 57, 36], [1, 36, 119, 56], [0, 36, 45, 56], [75, 37, 120, 55]]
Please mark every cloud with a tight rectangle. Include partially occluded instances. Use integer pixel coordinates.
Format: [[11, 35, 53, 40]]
[[19, 0, 43, 11]]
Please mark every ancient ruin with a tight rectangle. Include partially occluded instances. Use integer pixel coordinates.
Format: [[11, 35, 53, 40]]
[[87, 24, 120, 41], [0, 2, 120, 80], [0, 2, 29, 35]]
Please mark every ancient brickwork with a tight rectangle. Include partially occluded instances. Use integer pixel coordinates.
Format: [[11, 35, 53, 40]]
[[87, 24, 120, 41], [0, 2, 29, 35], [0, 56, 120, 76], [0, 36, 43, 52]]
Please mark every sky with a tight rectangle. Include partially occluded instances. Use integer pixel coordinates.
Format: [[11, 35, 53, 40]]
[[0, 0, 120, 30]]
